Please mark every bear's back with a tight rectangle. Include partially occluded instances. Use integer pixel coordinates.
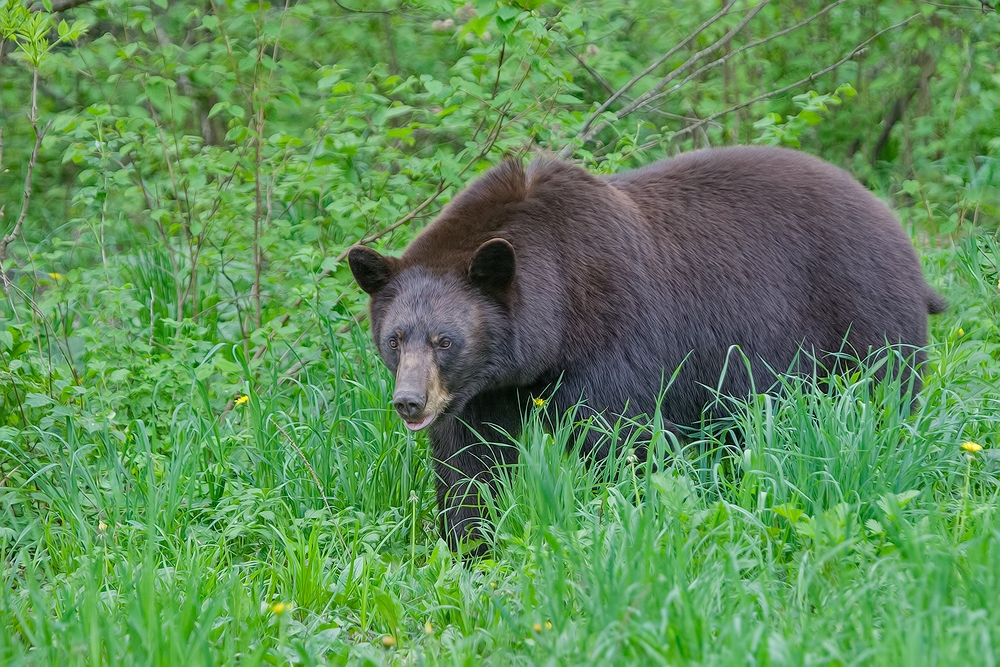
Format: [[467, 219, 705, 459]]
[[388, 147, 939, 430]]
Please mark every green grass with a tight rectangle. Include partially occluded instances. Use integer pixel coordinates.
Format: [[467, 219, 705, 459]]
[[1, 235, 999, 665]]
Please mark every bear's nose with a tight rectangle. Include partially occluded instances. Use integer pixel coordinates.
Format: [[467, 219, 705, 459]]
[[393, 392, 426, 421]]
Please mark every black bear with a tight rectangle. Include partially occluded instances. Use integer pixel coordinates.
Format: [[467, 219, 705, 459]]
[[349, 146, 946, 554]]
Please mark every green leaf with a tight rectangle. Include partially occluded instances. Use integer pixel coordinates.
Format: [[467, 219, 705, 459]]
[[771, 503, 805, 524], [496, 6, 521, 30], [560, 13, 582, 33], [865, 519, 885, 535], [25, 393, 55, 408], [753, 113, 781, 129], [383, 105, 413, 119], [798, 110, 822, 125], [109, 368, 130, 383]]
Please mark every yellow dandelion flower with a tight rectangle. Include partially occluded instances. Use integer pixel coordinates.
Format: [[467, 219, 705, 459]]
[[961, 441, 983, 453], [533, 397, 546, 408], [269, 601, 290, 614], [381, 635, 396, 648], [48, 272, 64, 281], [532, 623, 542, 633], [958, 328, 965, 336], [235, 394, 250, 406], [424, 620, 433, 635]]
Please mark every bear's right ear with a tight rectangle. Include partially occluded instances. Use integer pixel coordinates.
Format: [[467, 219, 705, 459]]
[[348, 246, 398, 295], [469, 238, 516, 298]]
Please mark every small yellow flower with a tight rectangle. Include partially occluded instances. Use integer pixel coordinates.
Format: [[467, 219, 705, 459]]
[[97, 520, 107, 533], [48, 272, 63, 280], [381, 635, 396, 648], [532, 622, 542, 633], [424, 620, 433, 635], [545, 621, 552, 630], [533, 397, 546, 408], [958, 328, 965, 336], [269, 601, 290, 614], [235, 394, 250, 406], [961, 441, 983, 453]]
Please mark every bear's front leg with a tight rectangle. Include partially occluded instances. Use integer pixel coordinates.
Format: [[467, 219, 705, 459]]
[[428, 404, 520, 556]]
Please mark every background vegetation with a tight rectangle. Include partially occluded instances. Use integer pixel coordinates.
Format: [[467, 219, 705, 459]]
[[1, 0, 999, 663]]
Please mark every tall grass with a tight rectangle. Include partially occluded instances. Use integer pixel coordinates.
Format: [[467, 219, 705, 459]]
[[1, 235, 999, 664]]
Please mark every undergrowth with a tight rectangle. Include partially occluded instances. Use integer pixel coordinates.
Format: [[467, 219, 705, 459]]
[[1, 235, 999, 665]]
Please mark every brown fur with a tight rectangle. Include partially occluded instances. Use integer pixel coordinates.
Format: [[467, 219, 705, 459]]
[[349, 146, 945, 555]]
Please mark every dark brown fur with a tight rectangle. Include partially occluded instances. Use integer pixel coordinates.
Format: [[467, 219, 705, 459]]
[[349, 146, 945, 555]]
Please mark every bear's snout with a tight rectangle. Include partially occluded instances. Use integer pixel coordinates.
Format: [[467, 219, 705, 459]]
[[393, 391, 426, 421], [391, 347, 451, 431]]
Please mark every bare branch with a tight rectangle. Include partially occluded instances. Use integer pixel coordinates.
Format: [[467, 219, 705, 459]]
[[334, 184, 447, 264], [564, 0, 771, 157], [921, 0, 995, 10], [630, 13, 921, 155], [565, 45, 615, 96], [640, 0, 851, 111], [571, 0, 740, 147], [566, 44, 719, 127]]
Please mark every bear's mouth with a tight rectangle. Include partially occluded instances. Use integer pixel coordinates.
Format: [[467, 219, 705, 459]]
[[403, 413, 437, 431]]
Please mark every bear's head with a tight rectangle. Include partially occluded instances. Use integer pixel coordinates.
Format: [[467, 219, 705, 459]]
[[348, 239, 516, 431]]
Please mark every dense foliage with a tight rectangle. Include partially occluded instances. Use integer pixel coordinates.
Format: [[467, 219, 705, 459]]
[[1, 0, 999, 663]]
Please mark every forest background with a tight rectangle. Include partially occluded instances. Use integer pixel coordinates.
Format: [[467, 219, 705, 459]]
[[1, 0, 1000, 663]]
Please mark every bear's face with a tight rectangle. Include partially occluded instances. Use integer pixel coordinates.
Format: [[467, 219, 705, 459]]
[[349, 239, 516, 430]]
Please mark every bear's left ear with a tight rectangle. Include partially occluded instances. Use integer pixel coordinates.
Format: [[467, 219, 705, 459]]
[[349, 246, 399, 295], [469, 238, 516, 297]]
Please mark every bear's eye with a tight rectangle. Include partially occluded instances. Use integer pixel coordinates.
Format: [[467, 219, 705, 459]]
[[438, 337, 452, 349], [388, 338, 398, 350]]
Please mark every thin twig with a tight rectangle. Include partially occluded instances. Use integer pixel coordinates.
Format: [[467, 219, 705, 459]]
[[271, 417, 335, 519], [0, 68, 48, 275], [565, 45, 615, 95], [0, 129, 4, 229], [333, 182, 450, 263]]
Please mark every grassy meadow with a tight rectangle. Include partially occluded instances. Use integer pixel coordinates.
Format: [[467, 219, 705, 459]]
[[0, 230, 998, 664], [2, 0, 1000, 664]]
